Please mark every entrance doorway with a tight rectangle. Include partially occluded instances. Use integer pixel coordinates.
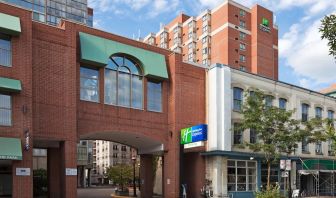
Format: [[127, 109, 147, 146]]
[[0, 161, 12, 198]]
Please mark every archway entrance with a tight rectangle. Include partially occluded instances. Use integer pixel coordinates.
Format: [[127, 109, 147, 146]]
[[77, 131, 165, 198]]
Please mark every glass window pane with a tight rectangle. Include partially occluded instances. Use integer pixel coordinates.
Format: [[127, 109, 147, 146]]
[[237, 184, 246, 191], [0, 35, 11, 67], [104, 69, 117, 105], [131, 75, 143, 109], [106, 58, 118, 70], [0, 109, 11, 126], [118, 72, 131, 107], [147, 81, 162, 112], [0, 95, 11, 108], [112, 56, 123, 66], [124, 58, 140, 75], [80, 67, 99, 79], [227, 184, 236, 192], [119, 66, 130, 73], [228, 175, 236, 183], [80, 67, 99, 102]]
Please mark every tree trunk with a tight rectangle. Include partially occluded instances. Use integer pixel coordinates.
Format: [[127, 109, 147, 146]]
[[267, 160, 271, 190]]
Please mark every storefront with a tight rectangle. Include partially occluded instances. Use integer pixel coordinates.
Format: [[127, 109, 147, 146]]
[[0, 137, 22, 197]]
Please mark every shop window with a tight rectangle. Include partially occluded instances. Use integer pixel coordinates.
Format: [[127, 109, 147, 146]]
[[261, 163, 281, 188], [80, 67, 99, 102], [0, 94, 12, 126], [147, 80, 162, 112], [233, 87, 243, 111], [0, 34, 11, 67], [104, 55, 143, 109], [228, 160, 257, 192]]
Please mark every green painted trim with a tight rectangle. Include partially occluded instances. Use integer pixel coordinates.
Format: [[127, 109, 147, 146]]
[[0, 77, 22, 93], [0, 13, 21, 36], [79, 32, 168, 79], [0, 137, 22, 160]]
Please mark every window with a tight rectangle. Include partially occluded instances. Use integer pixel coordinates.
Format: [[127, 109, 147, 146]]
[[202, 36, 208, 44], [202, 14, 208, 22], [328, 110, 334, 120], [80, 67, 99, 102], [188, 53, 194, 61], [228, 160, 256, 192], [121, 145, 127, 151], [113, 153, 118, 158], [239, 20, 246, 29], [302, 137, 309, 153], [188, 32, 193, 39], [301, 103, 309, 122], [202, 47, 208, 55], [202, 25, 209, 33], [202, 59, 208, 66], [104, 55, 143, 109], [239, 9, 246, 16], [239, 43, 246, 51], [315, 141, 322, 154], [265, 95, 273, 107], [239, 54, 246, 62], [233, 123, 243, 145], [188, 21, 193, 28], [239, 32, 246, 40], [250, 128, 257, 143], [233, 87, 243, 111], [239, 65, 246, 71], [279, 98, 287, 110], [0, 94, 11, 126], [315, 107, 322, 119], [113, 145, 118, 150], [261, 163, 281, 187], [0, 34, 11, 67], [147, 81, 162, 112], [328, 139, 334, 156]]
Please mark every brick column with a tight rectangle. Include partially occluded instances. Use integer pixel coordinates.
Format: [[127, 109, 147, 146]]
[[60, 141, 77, 198], [163, 148, 180, 198], [12, 146, 33, 198], [140, 155, 154, 198]]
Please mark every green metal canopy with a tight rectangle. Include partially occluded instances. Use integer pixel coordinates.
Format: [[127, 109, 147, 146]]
[[302, 159, 336, 171], [0, 137, 22, 160], [0, 77, 22, 93], [0, 12, 21, 36], [79, 32, 168, 79]]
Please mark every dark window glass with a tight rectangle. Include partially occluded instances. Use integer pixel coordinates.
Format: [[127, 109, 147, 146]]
[[233, 87, 243, 111], [302, 103, 309, 122], [234, 123, 243, 145], [265, 95, 273, 107], [0, 94, 11, 126], [250, 128, 257, 143], [302, 137, 309, 153], [147, 81, 162, 112], [279, 98, 287, 110], [315, 107, 322, 119], [0, 34, 11, 67]]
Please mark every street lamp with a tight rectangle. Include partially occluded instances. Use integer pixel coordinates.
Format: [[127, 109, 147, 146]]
[[132, 156, 137, 197]]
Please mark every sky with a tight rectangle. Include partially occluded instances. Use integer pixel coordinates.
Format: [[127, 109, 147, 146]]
[[88, 0, 336, 91]]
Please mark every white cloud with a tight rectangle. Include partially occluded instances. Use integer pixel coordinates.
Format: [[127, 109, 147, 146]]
[[279, 19, 336, 88]]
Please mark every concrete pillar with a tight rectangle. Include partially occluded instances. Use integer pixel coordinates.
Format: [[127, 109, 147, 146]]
[[12, 146, 33, 198], [140, 155, 154, 198], [206, 156, 226, 198], [60, 141, 77, 198], [48, 148, 61, 198]]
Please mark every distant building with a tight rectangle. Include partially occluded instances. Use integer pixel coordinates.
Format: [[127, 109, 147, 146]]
[[320, 83, 336, 97], [0, 0, 93, 26], [144, 0, 278, 80]]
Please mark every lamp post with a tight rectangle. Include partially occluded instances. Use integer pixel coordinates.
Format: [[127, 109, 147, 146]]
[[132, 156, 137, 197]]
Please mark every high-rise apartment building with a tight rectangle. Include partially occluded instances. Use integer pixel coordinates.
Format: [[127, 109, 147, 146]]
[[144, 0, 278, 80], [0, 0, 93, 26], [92, 140, 134, 184]]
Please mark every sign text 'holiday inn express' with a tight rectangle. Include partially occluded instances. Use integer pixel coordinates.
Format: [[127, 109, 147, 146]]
[[180, 124, 207, 145]]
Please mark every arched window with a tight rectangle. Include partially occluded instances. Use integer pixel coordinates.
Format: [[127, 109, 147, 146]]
[[104, 55, 143, 109]]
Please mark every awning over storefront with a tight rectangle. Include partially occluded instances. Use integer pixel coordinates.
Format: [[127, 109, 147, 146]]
[[79, 32, 168, 79], [0, 12, 21, 36], [0, 137, 22, 160], [0, 77, 22, 93], [302, 159, 336, 171]]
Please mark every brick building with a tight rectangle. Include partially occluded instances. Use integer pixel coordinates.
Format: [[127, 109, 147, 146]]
[[0, 2, 206, 198], [144, 0, 278, 80]]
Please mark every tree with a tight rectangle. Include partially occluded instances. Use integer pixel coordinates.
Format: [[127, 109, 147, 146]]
[[106, 164, 134, 192], [320, 14, 336, 59], [240, 90, 305, 190]]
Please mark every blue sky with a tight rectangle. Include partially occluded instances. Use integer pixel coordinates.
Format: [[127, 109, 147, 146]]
[[88, 0, 336, 91]]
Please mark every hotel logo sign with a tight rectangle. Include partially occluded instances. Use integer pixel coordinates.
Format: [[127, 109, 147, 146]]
[[259, 17, 271, 33], [181, 124, 207, 145]]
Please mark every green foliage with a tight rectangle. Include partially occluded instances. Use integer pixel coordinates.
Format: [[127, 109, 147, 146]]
[[320, 14, 336, 59], [106, 164, 134, 191], [240, 90, 305, 189], [255, 184, 283, 198]]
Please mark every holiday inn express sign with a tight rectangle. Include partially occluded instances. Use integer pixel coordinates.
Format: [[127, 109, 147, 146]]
[[259, 17, 271, 33], [181, 124, 207, 145]]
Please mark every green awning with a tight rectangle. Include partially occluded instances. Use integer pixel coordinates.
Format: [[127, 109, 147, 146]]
[[79, 32, 168, 79], [0, 13, 21, 36], [0, 137, 22, 160], [302, 159, 336, 170], [0, 77, 22, 93]]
